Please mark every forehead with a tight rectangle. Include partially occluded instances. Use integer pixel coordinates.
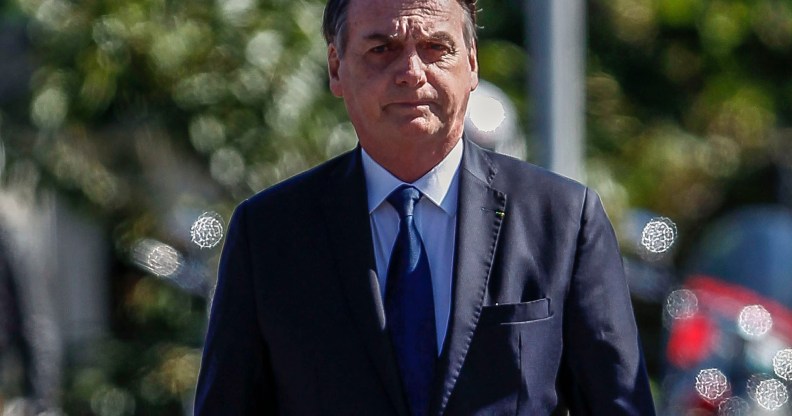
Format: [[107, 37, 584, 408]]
[[346, 0, 464, 38]]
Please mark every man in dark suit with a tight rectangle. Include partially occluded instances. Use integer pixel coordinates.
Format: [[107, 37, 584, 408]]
[[194, 0, 656, 414]]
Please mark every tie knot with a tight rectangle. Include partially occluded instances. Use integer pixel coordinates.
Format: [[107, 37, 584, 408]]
[[387, 185, 422, 218]]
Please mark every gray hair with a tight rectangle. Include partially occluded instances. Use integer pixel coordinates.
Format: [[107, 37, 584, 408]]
[[322, 0, 478, 56]]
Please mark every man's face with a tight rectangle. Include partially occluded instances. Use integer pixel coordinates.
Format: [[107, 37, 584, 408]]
[[327, 0, 478, 159]]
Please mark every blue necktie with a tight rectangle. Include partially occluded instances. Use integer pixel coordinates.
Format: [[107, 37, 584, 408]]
[[385, 185, 437, 416]]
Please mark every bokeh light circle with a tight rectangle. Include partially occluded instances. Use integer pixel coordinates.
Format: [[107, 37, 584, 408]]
[[695, 368, 730, 402], [773, 349, 792, 381], [641, 216, 677, 254], [717, 396, 750, 416], [132, 239, 183, 278], [468, 94, 506, 133], [748, 376, 788, 411], [665, 289, 699, 320], [191, 211, 225, 249], [738, 304, 773, 338]]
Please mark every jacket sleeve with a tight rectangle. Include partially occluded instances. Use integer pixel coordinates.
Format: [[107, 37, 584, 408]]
[[559, 188, 655, 415], [194, 201, 277, 415]]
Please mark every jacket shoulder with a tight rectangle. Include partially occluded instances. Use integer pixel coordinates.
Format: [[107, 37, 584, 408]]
[[485, 150, 589, 202], [242, 148, 357, 212]]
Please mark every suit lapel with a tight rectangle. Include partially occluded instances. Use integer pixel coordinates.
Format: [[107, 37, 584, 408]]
[[320, 148, 410, 416], [430, 140, 507, 416]]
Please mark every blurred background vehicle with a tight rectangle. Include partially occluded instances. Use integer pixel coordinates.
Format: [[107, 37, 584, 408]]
[[661, 205, 792, 415]]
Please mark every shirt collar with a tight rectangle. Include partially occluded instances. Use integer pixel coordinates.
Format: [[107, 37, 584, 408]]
[[361, 139, 463, 215]]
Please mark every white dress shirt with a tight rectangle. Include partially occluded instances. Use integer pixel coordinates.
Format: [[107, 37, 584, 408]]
[[361, 139, 463, 353]]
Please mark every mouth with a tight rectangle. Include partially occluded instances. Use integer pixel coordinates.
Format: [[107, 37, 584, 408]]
[[386, 101, 433, 111]]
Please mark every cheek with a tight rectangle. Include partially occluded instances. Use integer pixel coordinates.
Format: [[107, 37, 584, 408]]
[[435, 76, 466, 104], [344, 86, 380, 117], [340, 71, 371, 100]]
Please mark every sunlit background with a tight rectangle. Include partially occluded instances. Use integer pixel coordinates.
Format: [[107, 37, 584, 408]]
[[1, 0, 791, 414]]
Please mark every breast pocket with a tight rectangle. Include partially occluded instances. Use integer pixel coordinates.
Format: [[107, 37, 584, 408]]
[[449, 297, 556, 414], [478, 297, 552, 327]]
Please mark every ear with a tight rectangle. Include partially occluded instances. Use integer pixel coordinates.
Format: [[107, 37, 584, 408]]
[[328, 43, 344, 98], [468, 43, 479, 91]]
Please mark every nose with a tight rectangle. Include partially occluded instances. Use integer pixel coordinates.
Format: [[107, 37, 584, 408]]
[[394, 49, 427, 88]]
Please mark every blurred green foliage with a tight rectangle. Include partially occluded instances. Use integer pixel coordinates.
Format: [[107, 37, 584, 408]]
[[1, 0, 791, 413], [587, 0, 792, 234]]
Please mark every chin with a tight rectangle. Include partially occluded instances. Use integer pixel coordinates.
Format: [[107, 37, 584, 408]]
[[394, 118, 443, 137], [396, 128, 442, 143]]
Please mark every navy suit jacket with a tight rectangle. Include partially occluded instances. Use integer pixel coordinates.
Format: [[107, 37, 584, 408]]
[[195, 139, 655, 415]]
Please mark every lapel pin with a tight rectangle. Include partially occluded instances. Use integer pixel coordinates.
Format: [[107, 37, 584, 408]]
[[481, 207, 506, 218]]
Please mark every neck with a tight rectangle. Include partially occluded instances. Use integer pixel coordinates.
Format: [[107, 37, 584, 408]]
[[362, 136, 461, 183]]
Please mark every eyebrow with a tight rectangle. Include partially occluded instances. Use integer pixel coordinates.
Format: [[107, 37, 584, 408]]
[[363, 33, 398, 43], [362, 31, 457, 47], [426, 32, 456, 46]]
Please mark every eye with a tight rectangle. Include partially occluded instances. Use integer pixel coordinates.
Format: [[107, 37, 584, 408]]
[[419, 42, 454, 62], [370, 44, 389, 54]]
